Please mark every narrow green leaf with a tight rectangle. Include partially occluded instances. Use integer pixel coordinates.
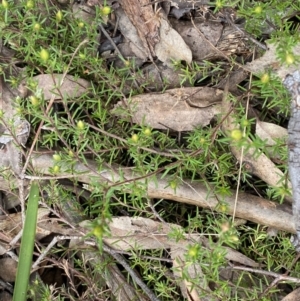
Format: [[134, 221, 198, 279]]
[[13, 181, 39, 301]]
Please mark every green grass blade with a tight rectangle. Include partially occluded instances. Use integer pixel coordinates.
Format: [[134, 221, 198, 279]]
[[13, 181, 40, 301]]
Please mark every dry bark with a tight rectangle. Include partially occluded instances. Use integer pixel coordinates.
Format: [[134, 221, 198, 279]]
[[120, 0, 160, 57], [30, 154, 296, 234], [284, 70, 300, 250]]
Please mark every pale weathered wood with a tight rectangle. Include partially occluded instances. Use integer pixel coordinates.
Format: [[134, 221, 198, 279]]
[[284, 70, 300, 250], [31, 154, 296, 234], [120, 0, 160, 57]]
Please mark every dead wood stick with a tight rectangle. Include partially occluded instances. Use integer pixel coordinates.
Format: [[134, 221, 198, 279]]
[[284, 70, 300, 251], [119, 0, 159, 57], [30, 154, 295, 234], [103, 243, 161, 301]]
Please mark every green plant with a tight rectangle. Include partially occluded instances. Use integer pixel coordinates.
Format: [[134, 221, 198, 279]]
[[13, 182, 39, 301], [1, 0, 300, 300]]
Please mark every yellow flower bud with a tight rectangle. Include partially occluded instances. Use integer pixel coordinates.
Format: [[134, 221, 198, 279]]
[[53, 154, 61, 161], [101, 6, 111, 15], [77, 120, 85, 130], [188, 245, 199, 258], [39, 48, 49, 63], [215, 0, 223, 9], [92, 226, 103, 237], [2, 0, 8, 9], [254, 5, 262, 14], [53, 165, 60, 173], [230, 129, 243, 141], [169, 181, 177, 189], [219, 204, 228, 213], [144, 128, 151, 136], [79, 52, 86, 59], [260, 73, 270, 84], [26, 0, 34, 9], [228, 235, 239, 242], [56, 10, 63, 22], [285, 53, 295, 65], [131, 133, 138, 142], [33, 23, 41, 31], [29, 95, 39, 106]]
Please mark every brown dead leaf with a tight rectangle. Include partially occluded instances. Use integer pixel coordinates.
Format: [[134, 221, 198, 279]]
[[72, 2, 95, 24], [0, 76, 30, 176], [281, 287, 300, 301], [256, 120, 287, 146], [170, 18, 247, 60], [137, 62, 193, 91], [0, 208, 50, 240], [115, 7, 149, 60], [246, 42, 300, 79], [105, 216, 180, 250], [120, 0, 160, 57], [170, 18, 223, 60], [155, 17, 192, 66], [99, 216, 259, 268], [29, 74, 91, 100], [113, 87, 223, 131]]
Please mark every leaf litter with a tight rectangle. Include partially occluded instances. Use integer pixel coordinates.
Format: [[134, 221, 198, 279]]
[[0, 0, 299, 300]]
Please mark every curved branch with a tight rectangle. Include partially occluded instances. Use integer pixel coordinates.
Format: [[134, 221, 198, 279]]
[[30, 154, 295, 234]]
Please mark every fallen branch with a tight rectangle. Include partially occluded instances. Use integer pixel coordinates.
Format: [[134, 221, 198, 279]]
[[30, 154, 295, 234]]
